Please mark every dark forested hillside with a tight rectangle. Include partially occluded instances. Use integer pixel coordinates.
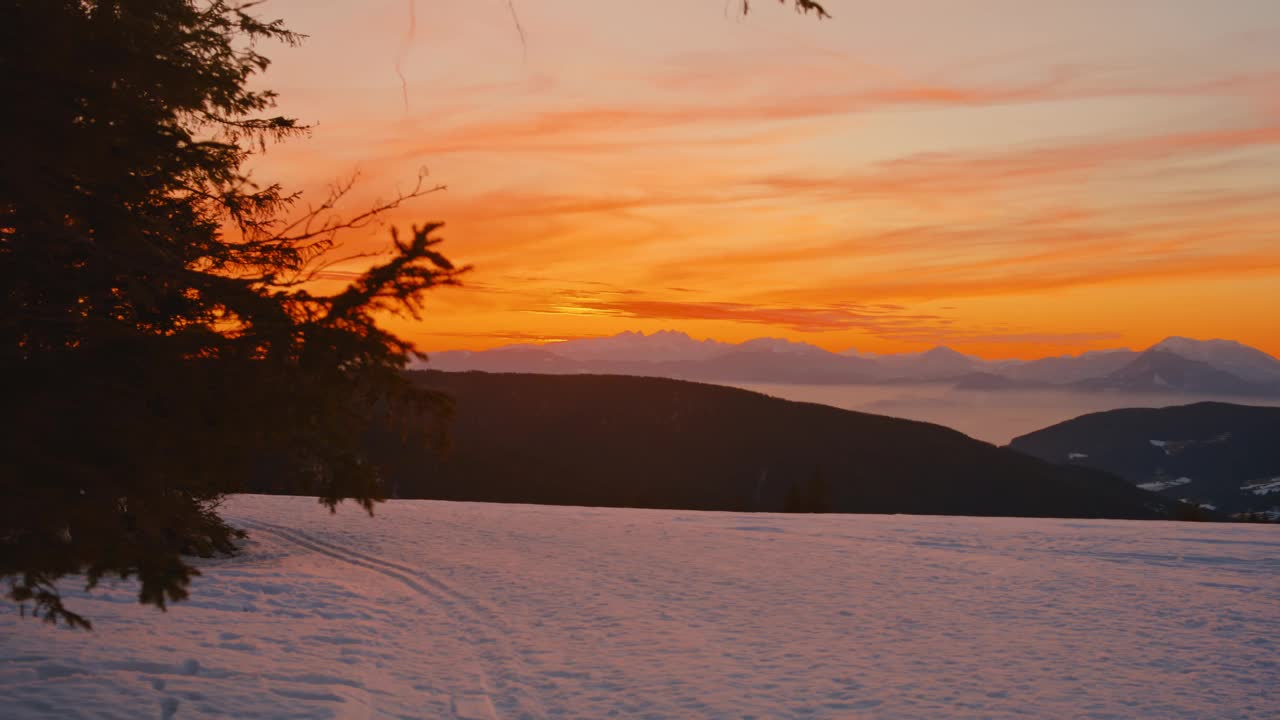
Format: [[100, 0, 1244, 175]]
[[1009, 402, 1280, 514], [254, 372, 1177, 519]]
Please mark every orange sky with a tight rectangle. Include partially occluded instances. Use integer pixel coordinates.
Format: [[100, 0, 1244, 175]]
[[249, 0, 1280, 359]]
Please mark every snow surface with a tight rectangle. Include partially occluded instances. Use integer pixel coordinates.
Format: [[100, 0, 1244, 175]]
[[3, 496, 1279, 719], [1137, 477, 1194, 492], [1243, 478, 1280, 496]]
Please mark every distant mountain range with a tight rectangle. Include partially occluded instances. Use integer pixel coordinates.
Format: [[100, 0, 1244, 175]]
[[421, 332, 1280, 397], [287, 372, 1174, 520], [1009, 402, 1280, 516]]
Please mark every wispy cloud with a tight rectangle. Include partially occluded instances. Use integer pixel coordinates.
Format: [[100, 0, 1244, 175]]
[[518, 296, 1125, 351], [386, 66, 1280, 159], [545, 298, 954, 335], [942, 331, 1125, 346]]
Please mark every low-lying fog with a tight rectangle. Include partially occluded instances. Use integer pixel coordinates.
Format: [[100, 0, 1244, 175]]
[[731, 382, 1280, 445]]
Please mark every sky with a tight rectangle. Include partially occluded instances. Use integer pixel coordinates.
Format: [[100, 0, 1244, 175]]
[[248, 0, 1280, 359]]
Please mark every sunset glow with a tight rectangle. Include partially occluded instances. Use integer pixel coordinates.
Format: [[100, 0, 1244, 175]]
[[251, 0, 1280, 359]]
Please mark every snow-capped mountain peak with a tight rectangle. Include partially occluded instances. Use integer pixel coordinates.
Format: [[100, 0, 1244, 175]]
[[541, 330, 730, 363], [737, 337, 831, 356], [420, 330, 1279, 395], [1149, 337, 1280, 383]]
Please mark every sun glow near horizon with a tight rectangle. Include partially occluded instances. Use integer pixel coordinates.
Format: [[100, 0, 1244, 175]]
[[250, 0, 1280, 360]]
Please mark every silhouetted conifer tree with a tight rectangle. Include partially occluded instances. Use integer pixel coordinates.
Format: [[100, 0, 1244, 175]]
[[784, 482, 806, 513], [807, 468, 832, 513], [0, 0, 464, 628], [783, 468, 832, 513]]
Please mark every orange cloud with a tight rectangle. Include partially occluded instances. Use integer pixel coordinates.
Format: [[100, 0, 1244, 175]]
[[247, 2, 1280, 359]]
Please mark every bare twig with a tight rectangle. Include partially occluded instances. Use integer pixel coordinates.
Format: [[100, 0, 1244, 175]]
[[506, 0, 528, 61]]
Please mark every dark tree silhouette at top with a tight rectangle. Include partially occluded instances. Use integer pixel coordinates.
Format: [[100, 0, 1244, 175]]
[[0, 0, 465, 628]]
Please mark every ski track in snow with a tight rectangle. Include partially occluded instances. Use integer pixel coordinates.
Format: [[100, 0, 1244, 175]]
[[3, 496, 1279, 719], [237, 518, 538, 718]]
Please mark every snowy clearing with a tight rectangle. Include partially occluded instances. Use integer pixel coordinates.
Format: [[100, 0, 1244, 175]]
[[1243, 478, 1280, 496], [1137, 477, 1194, 492], [3, 495, 1279, 719]]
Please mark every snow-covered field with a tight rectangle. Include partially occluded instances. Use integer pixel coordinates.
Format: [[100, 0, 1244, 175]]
[[3, 496, 1278, 719]]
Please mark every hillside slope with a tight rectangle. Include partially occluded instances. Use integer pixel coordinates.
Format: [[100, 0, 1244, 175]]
[[1009, 402, 1280, 514], [319, 372, 1177, 519]]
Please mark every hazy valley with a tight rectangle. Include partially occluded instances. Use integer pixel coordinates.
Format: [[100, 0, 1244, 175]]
[[731, 381, 1280, 446], [422, 330, 1280, 445]]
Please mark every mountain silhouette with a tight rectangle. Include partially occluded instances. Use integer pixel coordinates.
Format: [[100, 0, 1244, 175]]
[[998, 349, 1139, 384], [650, 347, 880, 384], [1150, 337, 1280, 384], [1073, 350, 1276, 395], [542, 330, 730, 364], [871, 346, 981, 380], [420, 331, 1280, 397]]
